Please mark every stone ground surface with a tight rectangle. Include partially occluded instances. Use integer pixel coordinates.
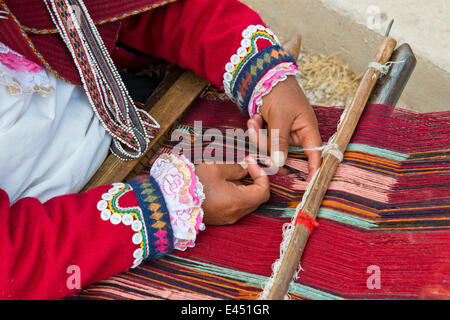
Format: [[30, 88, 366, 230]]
[[241, 0, 450, 112], [332, 0, 450, 73]]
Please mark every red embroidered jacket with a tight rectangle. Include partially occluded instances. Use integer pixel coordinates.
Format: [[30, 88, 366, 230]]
[[0, 0, 297, 299]]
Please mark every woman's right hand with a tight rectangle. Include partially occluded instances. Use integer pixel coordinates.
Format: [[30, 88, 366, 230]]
[[195, 161, 270, 225]]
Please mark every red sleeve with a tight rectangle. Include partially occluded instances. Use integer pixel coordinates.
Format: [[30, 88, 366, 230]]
[[118, 0, 297, 114], [0, 176, 173, 299]]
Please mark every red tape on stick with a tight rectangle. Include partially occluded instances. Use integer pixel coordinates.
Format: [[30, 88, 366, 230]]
[[294, 210, 319, 233]]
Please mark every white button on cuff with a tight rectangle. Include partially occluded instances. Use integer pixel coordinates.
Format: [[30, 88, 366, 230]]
[[132, 233, 143, 245], [133, 248, 144, 259], [101, 193, 113, 201], [122, 214, 133, 226], [100, 209, 111, 221], [131, 220, 143, 232], [110, 213, 122, 225], [97, 200, 108, 211]]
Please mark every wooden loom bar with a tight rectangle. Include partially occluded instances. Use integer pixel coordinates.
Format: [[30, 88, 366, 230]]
[[265, 36, 398, 300], [369, 43, 417, 106]]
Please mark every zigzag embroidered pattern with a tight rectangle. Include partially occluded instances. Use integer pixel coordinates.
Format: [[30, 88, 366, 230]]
[[74, 92, 450, 300], [232, 45, 296, 111], [129, 176, 173, 257]]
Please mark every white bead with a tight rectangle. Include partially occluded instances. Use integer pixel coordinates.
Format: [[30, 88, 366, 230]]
[[230, 54, 240, 65], [256, 24, 265, 30], [100, 209, 111, 221], [97, 200, 108, 211], [133, 248, 144, 259], [225, 63, 235, 73], [247, 25, 257, 33], [113, 182, 125, 188], [108, 187, 119, 195], [132, 257, 143, 268], [242, 29, 252, 39], [110, 213, 122, 225], [101, 193, 113, 201], [131, 220, 143, 232], [122, 214, 133, 226], [223, 72, 232, 82], [267, 28, 274, 35], [237, 47, 248, 57], [241, 38, 251, 49], [199, 223, 206, 231], [132, 233, 143, 245]]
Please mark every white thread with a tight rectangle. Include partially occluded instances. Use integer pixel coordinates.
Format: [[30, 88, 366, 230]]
[[258, 169, 320, 300], [368, 60, 405, 76], [258, 104, 352, 299], [302, 143, 344, 163]]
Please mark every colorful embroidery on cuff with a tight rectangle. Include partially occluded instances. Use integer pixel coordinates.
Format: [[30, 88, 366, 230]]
[[127, 175, 175, 258], [96, 183, 149, 269], [222, 24, 297, 115]]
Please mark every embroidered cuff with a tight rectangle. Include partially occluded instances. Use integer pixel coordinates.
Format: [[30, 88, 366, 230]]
[[96, 181, 171, 269], [222, 25, 297, 115], [149, 154, 206, 251], [248, 62, 299, 117], [127, 176, 174, 263]]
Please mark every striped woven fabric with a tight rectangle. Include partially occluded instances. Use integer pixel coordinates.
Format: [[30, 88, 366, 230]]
[[74, 87, 450, 300]]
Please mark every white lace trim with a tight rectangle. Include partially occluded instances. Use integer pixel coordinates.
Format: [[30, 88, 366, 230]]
[[150, 154, 206, 251], [0, 42, 54, 96], [248, 62, 300, 117]]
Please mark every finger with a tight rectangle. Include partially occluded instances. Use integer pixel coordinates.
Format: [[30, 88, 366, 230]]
[[247, 116, 268, 157], [252, 113, 264, 128], [267, 113, 292, 169], [236, 160, 270, 206], [219, 163, 249, 181]]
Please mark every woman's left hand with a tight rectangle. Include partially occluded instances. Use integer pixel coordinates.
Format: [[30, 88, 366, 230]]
[[247, 75, 322, 181]]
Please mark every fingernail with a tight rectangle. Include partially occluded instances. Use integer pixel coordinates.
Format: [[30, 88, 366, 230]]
[[271, 151, 286, 167], [239, 160, 248, 169]]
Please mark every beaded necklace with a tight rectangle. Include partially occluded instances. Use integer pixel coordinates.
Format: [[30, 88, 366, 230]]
[[44, 0, 159, 160]]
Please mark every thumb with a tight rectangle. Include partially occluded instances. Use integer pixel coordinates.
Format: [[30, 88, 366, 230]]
[[236, 158, 270, 208]]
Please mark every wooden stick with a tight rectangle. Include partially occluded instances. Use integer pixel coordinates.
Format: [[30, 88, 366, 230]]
[[264, 36, 397, 300], [282, 35, 302, 60]]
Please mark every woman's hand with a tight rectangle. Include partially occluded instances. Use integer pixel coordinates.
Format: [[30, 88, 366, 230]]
[[196, 161, 270, 225], [247, 75, 322, 181]]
